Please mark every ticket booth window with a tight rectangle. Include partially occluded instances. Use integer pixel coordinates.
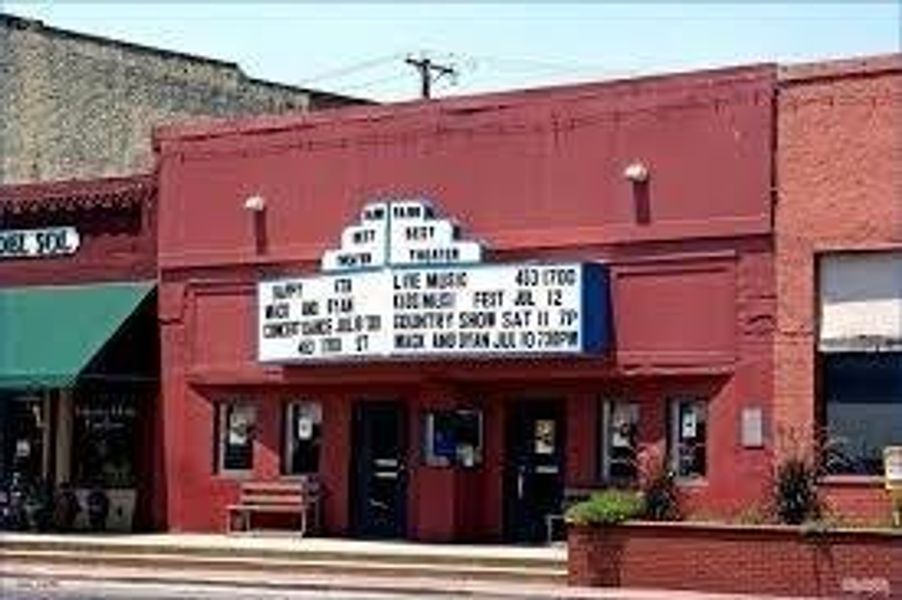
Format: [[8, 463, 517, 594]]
[[668, 398, 707, 480], [216, 402, 256, 474], [423, 409, 483, 468], [283, 401, 322, 476]]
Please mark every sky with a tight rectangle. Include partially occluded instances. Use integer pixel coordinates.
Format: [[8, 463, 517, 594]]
[[3, 2, 900, 102]]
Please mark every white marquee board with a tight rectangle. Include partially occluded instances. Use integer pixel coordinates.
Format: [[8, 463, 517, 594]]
[[258, 199, 609, 363]]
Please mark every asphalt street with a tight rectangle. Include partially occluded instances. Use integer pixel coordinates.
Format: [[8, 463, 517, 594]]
[[0, 577, 526, 600]]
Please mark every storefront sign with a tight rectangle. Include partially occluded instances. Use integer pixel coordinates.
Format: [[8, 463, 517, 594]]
[[0, 226, 80, 259], [258, 199, 609, 362]]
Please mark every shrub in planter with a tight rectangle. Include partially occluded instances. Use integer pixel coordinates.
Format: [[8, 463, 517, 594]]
[[566, 490, 644, 526], [637, 447, 681, 521], [773, 455, 822, 525]]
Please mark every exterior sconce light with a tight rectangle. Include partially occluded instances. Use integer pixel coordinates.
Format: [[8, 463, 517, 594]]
[[623, 162, 649, 184], [243, 195, 266, 212]]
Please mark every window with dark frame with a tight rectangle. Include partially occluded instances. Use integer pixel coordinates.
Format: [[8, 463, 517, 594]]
[[423, 409, 483, 468], [600, 400, 639, 483], [282, 401, 322, 476], [668, 398, 707, 479], [216, 402, 255, 473]]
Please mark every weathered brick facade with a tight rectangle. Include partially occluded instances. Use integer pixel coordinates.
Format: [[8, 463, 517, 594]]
[[0, 13, 366, 184], [775, 55, 902, 522]]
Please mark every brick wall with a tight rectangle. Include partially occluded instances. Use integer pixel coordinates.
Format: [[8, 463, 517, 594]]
[[774, 55, 902, 519], [568, 522, 902, 597], [0, 13, 365, 184]]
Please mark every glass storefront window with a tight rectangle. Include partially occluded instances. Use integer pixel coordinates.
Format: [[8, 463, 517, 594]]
[[216, 402, 255, 474], [282, 401, 322, 476], [423, 409, 483, 468], [0, 395, 47, 488], [600, 400, 639, 483], [822, 352, 902, 475], [72, 394, 138, 488], [668, 398, 707, 480]]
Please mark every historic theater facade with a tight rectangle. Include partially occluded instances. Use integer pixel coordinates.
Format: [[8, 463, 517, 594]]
[[153, 64, 777, 541]]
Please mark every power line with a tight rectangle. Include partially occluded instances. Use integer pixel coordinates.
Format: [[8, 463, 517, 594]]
[[331, 72, 411, 94], [297, 52, 407, 85]]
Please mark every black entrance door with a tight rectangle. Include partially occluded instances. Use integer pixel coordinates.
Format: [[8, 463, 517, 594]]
[[504, 401, 565, 543], [351, 401, 407, 539]]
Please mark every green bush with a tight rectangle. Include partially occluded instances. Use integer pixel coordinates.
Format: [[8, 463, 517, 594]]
[[565, 490, 644, 526]]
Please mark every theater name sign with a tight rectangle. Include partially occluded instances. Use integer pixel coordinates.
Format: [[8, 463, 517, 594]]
[[257, 199, 610, 362]]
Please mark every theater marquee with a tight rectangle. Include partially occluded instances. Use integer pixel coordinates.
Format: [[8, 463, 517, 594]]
[[257, 199, 610, 362]]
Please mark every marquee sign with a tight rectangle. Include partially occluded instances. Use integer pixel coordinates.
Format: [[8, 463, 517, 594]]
[[258, 199, 609, 363], [0, 226, 80, 259]]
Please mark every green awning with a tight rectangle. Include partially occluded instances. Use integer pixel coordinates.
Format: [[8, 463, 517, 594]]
[[0, 281, 154, 390]]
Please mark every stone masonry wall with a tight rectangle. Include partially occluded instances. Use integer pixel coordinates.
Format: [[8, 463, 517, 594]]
[[0, 14, 362, 184]]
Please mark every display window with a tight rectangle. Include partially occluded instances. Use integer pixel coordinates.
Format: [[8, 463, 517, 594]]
[[422, 409, 483, 468], [668, 398, 708, 480], [216, 402, 256, 474], [600, 399, 639, 483], [282, 401, 322, 476], [72, 393, 138, 488]]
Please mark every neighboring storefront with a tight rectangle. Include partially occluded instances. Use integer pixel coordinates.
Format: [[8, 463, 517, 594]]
[[0, 175, 159, 532], [775, 55, 902, 524], [154, 64, 777, 541]]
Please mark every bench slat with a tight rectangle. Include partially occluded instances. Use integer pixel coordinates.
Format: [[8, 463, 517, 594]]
[[239, 494, 305, 505], [229, 505, 306, 513]]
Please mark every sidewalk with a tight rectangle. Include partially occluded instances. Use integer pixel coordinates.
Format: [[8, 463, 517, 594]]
[[0, 533, 808, 599], [2, 562, 805, 600]]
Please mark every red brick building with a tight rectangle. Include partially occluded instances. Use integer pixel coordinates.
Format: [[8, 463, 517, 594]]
[[775, 55, 902, 524], [153, 65, 777, 541]]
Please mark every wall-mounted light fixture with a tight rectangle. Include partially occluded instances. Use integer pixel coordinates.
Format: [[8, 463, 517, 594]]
[[623, 161, 650, 184], [243, 194, 266, 212]]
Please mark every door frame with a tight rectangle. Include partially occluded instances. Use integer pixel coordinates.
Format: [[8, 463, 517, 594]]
[[503, 398, 566, 543], [349, 399, 409, 539]]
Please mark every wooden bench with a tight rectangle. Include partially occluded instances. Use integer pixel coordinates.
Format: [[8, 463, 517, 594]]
[[226, 478, 321, 536]]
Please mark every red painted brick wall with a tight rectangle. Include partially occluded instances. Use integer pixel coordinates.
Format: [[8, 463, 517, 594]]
[[568, 523, 902, 597], [775, 55, 902, 523], [154, 66, 778, 536]]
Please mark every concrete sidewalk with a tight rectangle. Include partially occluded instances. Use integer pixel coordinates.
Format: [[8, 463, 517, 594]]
[[1, 562, 805, 600], [0, 533, 808, 599], [0, 532, 565, 561]]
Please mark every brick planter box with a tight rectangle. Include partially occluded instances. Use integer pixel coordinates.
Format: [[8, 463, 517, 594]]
[[568, 521, 901, 597]]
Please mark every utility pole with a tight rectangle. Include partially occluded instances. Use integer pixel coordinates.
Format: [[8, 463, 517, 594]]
[[405, 55, 457, 100]]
